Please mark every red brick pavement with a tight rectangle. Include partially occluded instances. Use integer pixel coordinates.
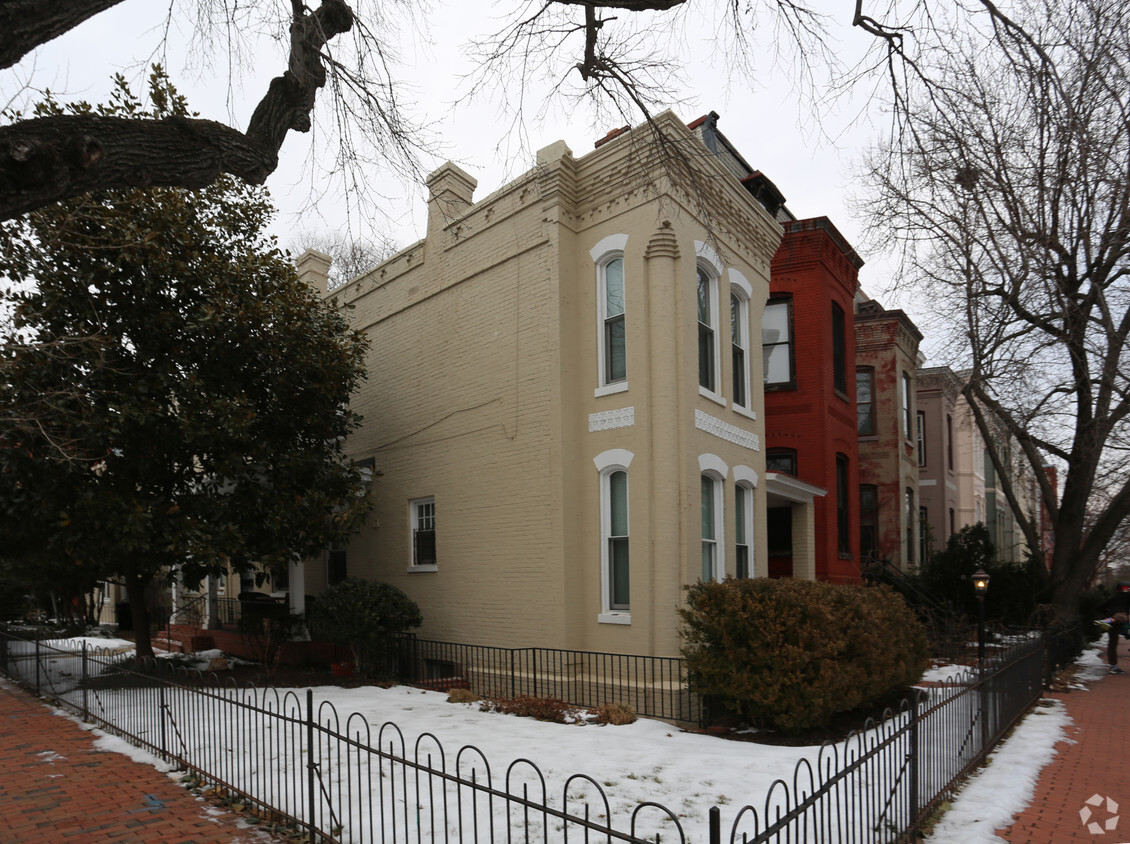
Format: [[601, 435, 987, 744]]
[[996, 638, 1130, 843], [0, 679, 283, 843]]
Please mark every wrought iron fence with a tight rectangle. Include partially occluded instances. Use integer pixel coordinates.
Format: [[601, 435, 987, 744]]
[[726, 633, 1046, 843], [0, 629, 1046, 844], [395, 635, 708, 726]]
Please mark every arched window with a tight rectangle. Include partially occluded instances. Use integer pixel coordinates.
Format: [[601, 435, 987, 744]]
[[731, 291, 749, 409], [735, 482, 754, 577], [590, 234, 629, 396], [697, 264, 718, 392], [606, 470, 630, 609], [601, 256, 626, 384], [594, 448, 634, 621]]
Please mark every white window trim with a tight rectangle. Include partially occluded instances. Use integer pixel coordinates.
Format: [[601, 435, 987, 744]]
[[729, 269, 753, 412], [695, 242, 724, 404], [735, 480, 755, 578], [594, 449, 634, 624], [592, 235, 630, 396], [408, 496, 437, 572], [698, 453, 728, 583]]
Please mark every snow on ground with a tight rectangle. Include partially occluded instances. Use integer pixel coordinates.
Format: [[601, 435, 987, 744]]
[[14, 636, 1107, 842]]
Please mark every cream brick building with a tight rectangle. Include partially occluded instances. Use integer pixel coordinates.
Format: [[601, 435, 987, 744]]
[[297, 112, 785, 658]]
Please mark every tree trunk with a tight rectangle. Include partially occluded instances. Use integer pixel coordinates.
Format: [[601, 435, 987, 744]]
[[128, 575, 154, 660]]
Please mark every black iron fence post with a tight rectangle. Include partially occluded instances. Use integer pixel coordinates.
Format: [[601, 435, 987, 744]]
[[509, 649, 515, 700], [35, 638, 40, 696], [159, 683, 168, 762], [81, 643, 89, 722], [307, 688, 316, 844], [909, 692, 919, 825], [709, 805, 721, 844], [0, 630, 7, 675]]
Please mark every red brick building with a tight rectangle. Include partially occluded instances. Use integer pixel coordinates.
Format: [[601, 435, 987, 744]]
[[855, 299, 924, 570], [763, 218, 863, 584]]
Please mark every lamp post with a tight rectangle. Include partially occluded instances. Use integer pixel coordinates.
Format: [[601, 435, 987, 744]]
[[972, 568, 991, 754], [972, 568, 991, 669]]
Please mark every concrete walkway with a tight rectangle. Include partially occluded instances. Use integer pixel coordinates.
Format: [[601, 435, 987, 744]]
[[0, 679, 283, 843], [995, 637, 1130, 843]]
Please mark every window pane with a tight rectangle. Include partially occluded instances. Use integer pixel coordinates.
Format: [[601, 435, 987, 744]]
[[699, 324, 715, 390], [609, 471, 628, 536], [697, 267, 711, 324], [731, 294, 741, 343], [610, 537, 630, 608], [762, 301, 789, 340], [856, 370, 874, 435], [764, 344, 791, 383], [736, 545, 749, 579], [605, 258, 624, 317], [414, 530, 436, 565], [732, 345, 746, 406], [606, 316, 626, 382], [735, 485, 747, 544], [701, 475, 715, 540]]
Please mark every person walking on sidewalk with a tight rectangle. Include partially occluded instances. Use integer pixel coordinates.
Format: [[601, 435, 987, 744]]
[[1096, 582, 1130, 673]]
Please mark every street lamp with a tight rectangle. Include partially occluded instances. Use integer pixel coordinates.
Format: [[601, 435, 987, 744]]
[[972, 568, 991, 754], [972, 568, 991, 668]]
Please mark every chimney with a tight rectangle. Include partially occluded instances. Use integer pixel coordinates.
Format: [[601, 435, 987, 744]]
[[426, 162, 477, 236], [296, 249, 332, 295]]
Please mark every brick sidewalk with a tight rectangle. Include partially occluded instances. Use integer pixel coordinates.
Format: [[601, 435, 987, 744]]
[[0, 679, 283, 843], [996, 638, 1130, 843]]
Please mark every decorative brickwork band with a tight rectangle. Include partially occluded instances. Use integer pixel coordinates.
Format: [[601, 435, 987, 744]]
[[589, 407, 636, 432], [695, 409, 759, 450]]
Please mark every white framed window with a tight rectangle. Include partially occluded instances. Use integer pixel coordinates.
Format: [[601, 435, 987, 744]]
[[591, 235, 630, 396], [701, 474, 723, 582], [594, 449, 634, 623], [731, 291, 749, 409], [410, 497, 437, 570], [698, 453, 728, 582], [735, 484, 753, 578], [697, 264, 718, 394], [601, 256, 626, 385], [763, 296, 795, 388]]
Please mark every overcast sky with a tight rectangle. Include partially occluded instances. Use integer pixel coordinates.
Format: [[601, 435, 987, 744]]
[[4, 0, 912, 312]]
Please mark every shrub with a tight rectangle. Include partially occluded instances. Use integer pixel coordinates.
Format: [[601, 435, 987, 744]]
[[593, 701, 637, 725], [447, 688, 480, 704], [679, 578, 929, 735], [479, 695, 577, 723], [307, 579, 422, 678]]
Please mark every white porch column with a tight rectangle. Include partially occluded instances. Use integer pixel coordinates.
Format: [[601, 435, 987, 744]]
[[169, 570, 180, 625], [288, 559, 309, 639], [288, 559, 306, 615]]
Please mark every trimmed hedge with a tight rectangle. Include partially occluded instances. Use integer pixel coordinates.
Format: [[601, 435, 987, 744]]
[[679, 578, 929, 734]]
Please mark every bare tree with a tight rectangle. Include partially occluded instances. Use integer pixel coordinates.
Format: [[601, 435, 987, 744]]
[[0, 0, 430, 221], [290, 229, 399, 288], [860, 0, 1130, 624]]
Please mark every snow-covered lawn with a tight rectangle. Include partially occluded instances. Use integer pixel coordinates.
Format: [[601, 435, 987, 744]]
[[3, 634, 1081, 843]]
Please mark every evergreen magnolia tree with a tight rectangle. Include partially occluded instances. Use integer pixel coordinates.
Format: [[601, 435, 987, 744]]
[[0, 72, 371, 657]]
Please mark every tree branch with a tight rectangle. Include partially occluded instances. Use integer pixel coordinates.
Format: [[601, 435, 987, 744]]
[[0, 0, 355, 221], [0, 0, 128, 70]]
